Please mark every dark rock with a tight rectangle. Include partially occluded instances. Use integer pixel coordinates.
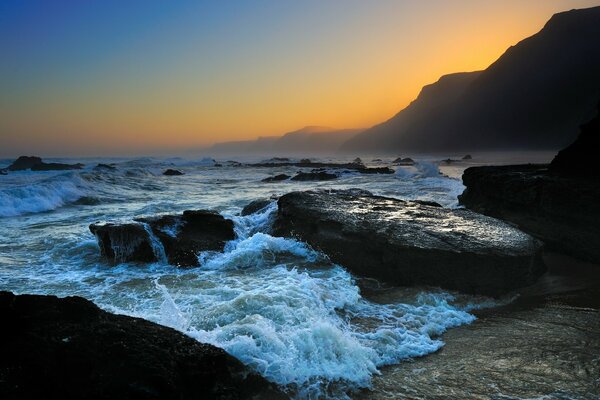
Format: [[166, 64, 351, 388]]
[[442, 158, 458, 164], [89, 223, 156, 263], [261, 174, 291, 183], [290, 171, 337, 181], [31, 162, 84, 171], [8, 156, 83, 171], [358, 167, 394, 174], [413, 200, 443, 207], [462, 154, 472, 160], [7, 156, 43, 171], [550, 101, 599, 177], [353, 157, 363, 164], [263, 157, 290, 163], [459, 164, 600, 263], [89, 211, 235, 267], [94, 163, 117, 171], [0, 291, 282, 400], [273, 189, 545, 296], [163, 169, 184, 176], [371, 159, 383, 162], [393, 157, 415, 166], [241, 199, 274, 216], [214, 163, 222, 167], [300, 159, 311, 164], [0, 168, 7, 175]]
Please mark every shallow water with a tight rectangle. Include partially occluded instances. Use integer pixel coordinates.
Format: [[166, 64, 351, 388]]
[[0, 154, 553, 398]]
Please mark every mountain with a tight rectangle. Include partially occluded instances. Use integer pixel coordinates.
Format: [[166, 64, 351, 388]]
[[210, 126, 362, 155], [342, 6, 600, 153]]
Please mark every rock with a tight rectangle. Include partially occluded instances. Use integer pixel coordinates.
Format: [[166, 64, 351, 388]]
[[459, 164, 600, 264], [358, 167, 394, 174], [31, 162, 84, 171], [90, 211, 235, 267], [241, 199, 274, 216], [0, 168, 7, 175], [273, 189, 545, 296], [163, 169, 184, 176], [299, 158, 311, 164], [94, 163, 117, 171], [353, 157, 363, 164], [393, 157, 415, 166], [550, 101, 599, 177], [261, 174, 290, 182], [8, 156, 83, 171], [0, 291, 282, 400], [462, 154, 473, 160], [442, 158, 458, 164], [7, 156, 43, 171], [290, 171, 337, 181]]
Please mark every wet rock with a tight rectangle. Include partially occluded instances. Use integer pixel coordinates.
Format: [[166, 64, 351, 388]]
[[459, 164, 600, 263], [273, 189, 545, 296], [90, 211, 235, 267], [462, 154, 472, 160], [358, 167, 394, 174], [290, 171, 337, 181], [261, 174, 290, 182], [0, 291, 282, 400], [300, 158, 311, 164], [8, 156, 83, 171], [241, 199, 274, 216], [163, 169, 184, 176], [94, 163, 117, 171], [392, 157, 415, 166], [353, 157, 363, 164]]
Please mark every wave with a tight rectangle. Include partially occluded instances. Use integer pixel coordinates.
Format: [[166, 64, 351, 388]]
[[0, 173, 90, 217]]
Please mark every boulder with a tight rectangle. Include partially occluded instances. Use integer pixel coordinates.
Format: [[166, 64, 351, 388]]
[[273, 189, 545, 296], [0, 291, 281, 400], [90, 210, 235, 267], [163, 169, 184, 176], [261, 174, 290, 183], [459, 164, 600, 264], [462, 154, 473, 160], [241, 199, 273, 216], [290, 171, 337, 181]]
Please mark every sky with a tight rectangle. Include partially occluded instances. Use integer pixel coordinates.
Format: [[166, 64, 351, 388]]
[[1, 0, 599, 157]]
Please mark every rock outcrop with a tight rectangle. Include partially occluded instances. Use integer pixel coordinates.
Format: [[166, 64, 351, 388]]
[[290, 171, 337, 181], [8, 156, 83, 171], [459, 105, 600, 263], [261, 174, 290, 182], [163, 169, 184, 176], [241, 199, 273, 216], [273, 189, 544, 296], [89, 210, 235, 266], [0, 291, 281, 400]]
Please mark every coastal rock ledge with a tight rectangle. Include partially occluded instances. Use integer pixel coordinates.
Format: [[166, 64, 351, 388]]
[[0, 291, 282, 400], [273, 189, 545, 296]]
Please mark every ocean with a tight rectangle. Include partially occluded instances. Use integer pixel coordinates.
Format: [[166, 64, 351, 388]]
[[0, 154, 552, 399]]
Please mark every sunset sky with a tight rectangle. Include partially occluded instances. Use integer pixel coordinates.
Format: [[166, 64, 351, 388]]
[[1, 0, 599, 156]]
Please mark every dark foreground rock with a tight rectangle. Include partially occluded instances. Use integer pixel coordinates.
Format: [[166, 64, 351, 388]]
[[8, 156, 83, 171], [459, 164, 600, 263], [90, 210, 235, 266], [163, 169, 184, 176], [273, 189, 544, 296], [0, 291, 282, 400]]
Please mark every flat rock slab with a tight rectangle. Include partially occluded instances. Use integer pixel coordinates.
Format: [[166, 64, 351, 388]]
[[90, 210, 235, 267], [273, 189, 545, 296], [0, 291, 282, 400]]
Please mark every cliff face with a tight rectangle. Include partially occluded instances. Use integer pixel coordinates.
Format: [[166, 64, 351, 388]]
[[343, 6, 600, 153]]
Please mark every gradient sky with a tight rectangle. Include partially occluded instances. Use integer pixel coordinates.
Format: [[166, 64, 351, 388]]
[[1, 0, 599, 156]]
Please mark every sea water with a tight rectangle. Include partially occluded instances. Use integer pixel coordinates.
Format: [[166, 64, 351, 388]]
[[0, 155, 521, 398]]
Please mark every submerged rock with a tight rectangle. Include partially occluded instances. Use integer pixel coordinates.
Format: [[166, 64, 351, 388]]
[[0, 291, 281, 400], [8, 156, 83, 171], [273, 189, 544, 296], [163, 169, 184, 176], [459, 164, 600, 263], [290, 171, 337, 181], [261, 174, 290, 182], [89, 210, 235, 266]]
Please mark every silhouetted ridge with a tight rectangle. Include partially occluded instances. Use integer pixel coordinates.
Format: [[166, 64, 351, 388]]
[[343, 6, 600, 153]]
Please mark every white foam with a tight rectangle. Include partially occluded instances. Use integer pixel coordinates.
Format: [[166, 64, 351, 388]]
[[0, 173, 89, 217]]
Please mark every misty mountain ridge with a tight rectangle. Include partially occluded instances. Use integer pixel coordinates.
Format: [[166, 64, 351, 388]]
[[210, 126, 362, 155], [342, 6, 600, 153]]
